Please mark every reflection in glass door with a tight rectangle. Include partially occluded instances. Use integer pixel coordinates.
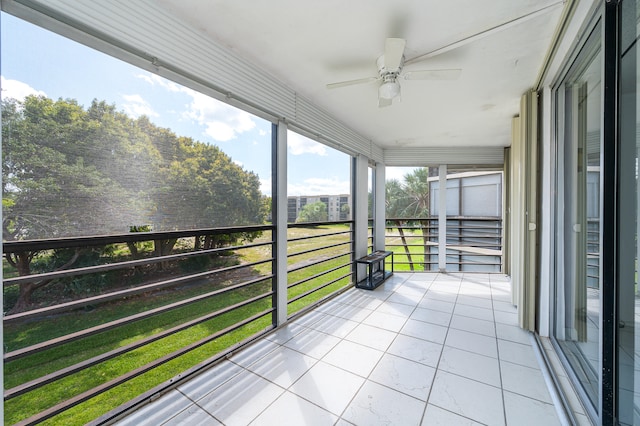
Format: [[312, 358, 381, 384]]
[[618, 0, 639, 424], [554, 22, 602, 413]]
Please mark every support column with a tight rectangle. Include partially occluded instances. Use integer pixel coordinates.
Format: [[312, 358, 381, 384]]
[[438, 165, 447, 272], [354, 154, 370, 282], [374, 163, 386, 251], [274, 121, 288, 326]]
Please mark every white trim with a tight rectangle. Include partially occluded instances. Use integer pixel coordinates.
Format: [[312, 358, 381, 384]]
[[275, 122, 288, 326], [384, 147, 504, 166], [2, 0, 381, 163], [538, 86, 553, 337], [374, 163, 386, 251], [438, 165, 447, 272], [354, 155, 370, 282]]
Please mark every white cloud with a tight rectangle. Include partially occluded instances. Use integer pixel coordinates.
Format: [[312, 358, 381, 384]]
[[385, 166, 418, 182], [137, 71, 256, 142], [233, 159, 244, 167], [287, 132, 327, 156], [122, 94, 159, 118], [183, 91, 255, 142], [1, 76, 46, 101], [288, 177, 350, 196], [136, 73, 181, 92], [260, 177, 272, 196], [259, 129, 268, 136]]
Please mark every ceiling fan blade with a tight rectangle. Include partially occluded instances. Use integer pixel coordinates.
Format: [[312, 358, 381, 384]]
[[404, 1, 563, 65], [384, 38, 406, 70], [378, 97, 393, 108], [404, 69, 462, 80], [326, 76, 379, 89]]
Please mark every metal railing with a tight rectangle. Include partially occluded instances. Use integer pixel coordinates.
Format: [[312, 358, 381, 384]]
[[385, 216, 503, 272], [286, 221, 354, 317], [3, 221, 354, 425]]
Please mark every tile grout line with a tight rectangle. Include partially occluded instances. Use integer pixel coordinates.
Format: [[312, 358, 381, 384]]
[[334, 272, 418, 423], [490, 272, 509, 426], [419, 271, 462, 425]]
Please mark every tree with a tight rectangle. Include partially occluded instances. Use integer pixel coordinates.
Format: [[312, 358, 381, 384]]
[[2, 96, 155, 240], [400, 168, 430, 218], [261, 196, 272, 223], [2, 94, 267, 311], [296, 201, 328, 223], [340, 203, 350, 220], [384, 168, 430, 218], [151, 137, 264, 229], [385, 179, 409, 218], [384, 168, 431, 271]]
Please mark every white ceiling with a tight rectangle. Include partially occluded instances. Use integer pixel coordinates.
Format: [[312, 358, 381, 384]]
[[154, 0, 564, 150]]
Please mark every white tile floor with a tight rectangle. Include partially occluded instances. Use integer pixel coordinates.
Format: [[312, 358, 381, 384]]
[[115, 273, 562, 426]]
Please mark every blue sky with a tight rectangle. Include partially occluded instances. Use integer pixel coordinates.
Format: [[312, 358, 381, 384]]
[[0, 13, 412, 196]]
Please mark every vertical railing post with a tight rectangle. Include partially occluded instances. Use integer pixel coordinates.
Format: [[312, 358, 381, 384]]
[[354, 154, 370, 283], [274, 121, 288, 326], [374, 163, 386, 252], [438, 165, 447, 272]]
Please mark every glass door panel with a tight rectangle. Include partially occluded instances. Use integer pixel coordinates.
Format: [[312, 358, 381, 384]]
[[554, 22, 602, 411], [618, 1, 640, 424]]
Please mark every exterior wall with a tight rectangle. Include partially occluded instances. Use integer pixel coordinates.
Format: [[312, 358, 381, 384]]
[[429, 172, 503, 217]]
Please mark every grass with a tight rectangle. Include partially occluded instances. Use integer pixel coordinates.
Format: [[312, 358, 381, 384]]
[[385, 233, 434, 272], [4, 225, 353, 425]]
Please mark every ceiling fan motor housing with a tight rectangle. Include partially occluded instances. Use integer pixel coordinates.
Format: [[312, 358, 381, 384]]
[[377, 55, 402, 100]]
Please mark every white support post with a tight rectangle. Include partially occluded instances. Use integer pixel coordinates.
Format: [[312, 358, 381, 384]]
[[354, 154, 370, 283], [275, 121, 288, 326], [438, 165, 447, 272], [374, 163, 386, 251]]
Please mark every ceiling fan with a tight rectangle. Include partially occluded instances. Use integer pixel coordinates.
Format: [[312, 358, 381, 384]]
[[326, 1, 563, 108], [326, 38, 461, 108]]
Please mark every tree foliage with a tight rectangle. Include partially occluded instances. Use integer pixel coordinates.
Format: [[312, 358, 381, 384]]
[[2, 95, 266, 241], [2, 95, 267, 311], [385, 168, 430, 218], [296, 201, 328, 223]]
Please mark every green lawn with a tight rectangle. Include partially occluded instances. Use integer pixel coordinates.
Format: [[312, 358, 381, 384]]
[[385, 232, 435, 272], [4, 224, 353, 425]]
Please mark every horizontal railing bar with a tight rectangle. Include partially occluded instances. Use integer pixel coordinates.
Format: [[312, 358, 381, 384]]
[[385, 225, 502, 229], [385, 227, 437, 230], [14, 305, 274, 426], [3, 225, 273, 253], [287, 251, 352, 274], [444, 251, 501, 255], [3, 241, 273, 287], [446, 224, 503, 228], [287, 241, 351, 258], [4, 258, 274, 323], [384, 240, 502, 245], [287, 272, 351, 305], [386, 217, 500, 221], [90, 324, 276, 426], [287, 262, 351, 290], [386, 245, 501, 251], [287, 282, 355, 323], [287, 220, 352, 229], [287, 230, 351, 243], [4, 286, 272, 400], [5, 274, 274, 361]]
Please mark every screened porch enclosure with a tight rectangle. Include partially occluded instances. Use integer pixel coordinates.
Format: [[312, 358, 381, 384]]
[[0, 0, 577, 424]]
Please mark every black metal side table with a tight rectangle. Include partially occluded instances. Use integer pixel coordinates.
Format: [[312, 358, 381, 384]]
[[355, 250, 393, 290]]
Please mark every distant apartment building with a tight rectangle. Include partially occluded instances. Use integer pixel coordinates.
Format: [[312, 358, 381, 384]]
[[287, 194, 351, 223]]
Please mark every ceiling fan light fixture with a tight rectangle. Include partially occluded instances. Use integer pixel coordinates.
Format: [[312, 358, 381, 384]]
[[379, 80, 400, 100]]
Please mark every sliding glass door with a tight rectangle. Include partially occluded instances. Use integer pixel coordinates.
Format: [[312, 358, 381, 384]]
[[618, 1, 640, 424], [554, 20, 602, 415]]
